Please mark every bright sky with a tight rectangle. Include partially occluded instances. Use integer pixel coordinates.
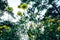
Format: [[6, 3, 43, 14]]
[[1, 0, 22, 22], [7, 0, 21, 15], [1, 0, 56, 23], [1, 0, 51, 23]]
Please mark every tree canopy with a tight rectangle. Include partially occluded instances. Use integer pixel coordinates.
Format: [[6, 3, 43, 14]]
[[0, 0, 60, 40]]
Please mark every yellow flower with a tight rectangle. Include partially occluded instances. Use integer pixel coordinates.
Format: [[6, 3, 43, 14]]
[[5, 6, 13, 12], [0, 30, 2, 33], [57, 26, 60, 31], [17, 11, 22, 16], [57, 20, 60, 22], [47, 18, 55, 22], [0, 26, 3, 29], [28, 33, 32, 38], [18, 5, 21, 8], [18, 3, 28, 10], [3, 25, 11, 32]]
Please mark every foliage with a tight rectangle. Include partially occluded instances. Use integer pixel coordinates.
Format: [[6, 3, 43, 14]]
[[0, 21, 19, 40], [18, 3, 28, 10], [0, 0, 60, 40]]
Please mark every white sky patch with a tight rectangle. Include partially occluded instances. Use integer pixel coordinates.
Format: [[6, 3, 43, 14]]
[[40, 9, 47, 16], [36, 9, 47, 20], [0, 11, 9, 21], [28, 1, 35, 8], [34, 7, 38, 13], [40, 9, 47, 19], [7, 0, 21, 15], [7, 0, 31, 23], [7, 0, 23, 22], [56, 0, 60, 7], [0, 11, 20, 22]]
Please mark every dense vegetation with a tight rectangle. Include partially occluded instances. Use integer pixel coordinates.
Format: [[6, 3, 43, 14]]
[[0, 0, 60, 40]]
